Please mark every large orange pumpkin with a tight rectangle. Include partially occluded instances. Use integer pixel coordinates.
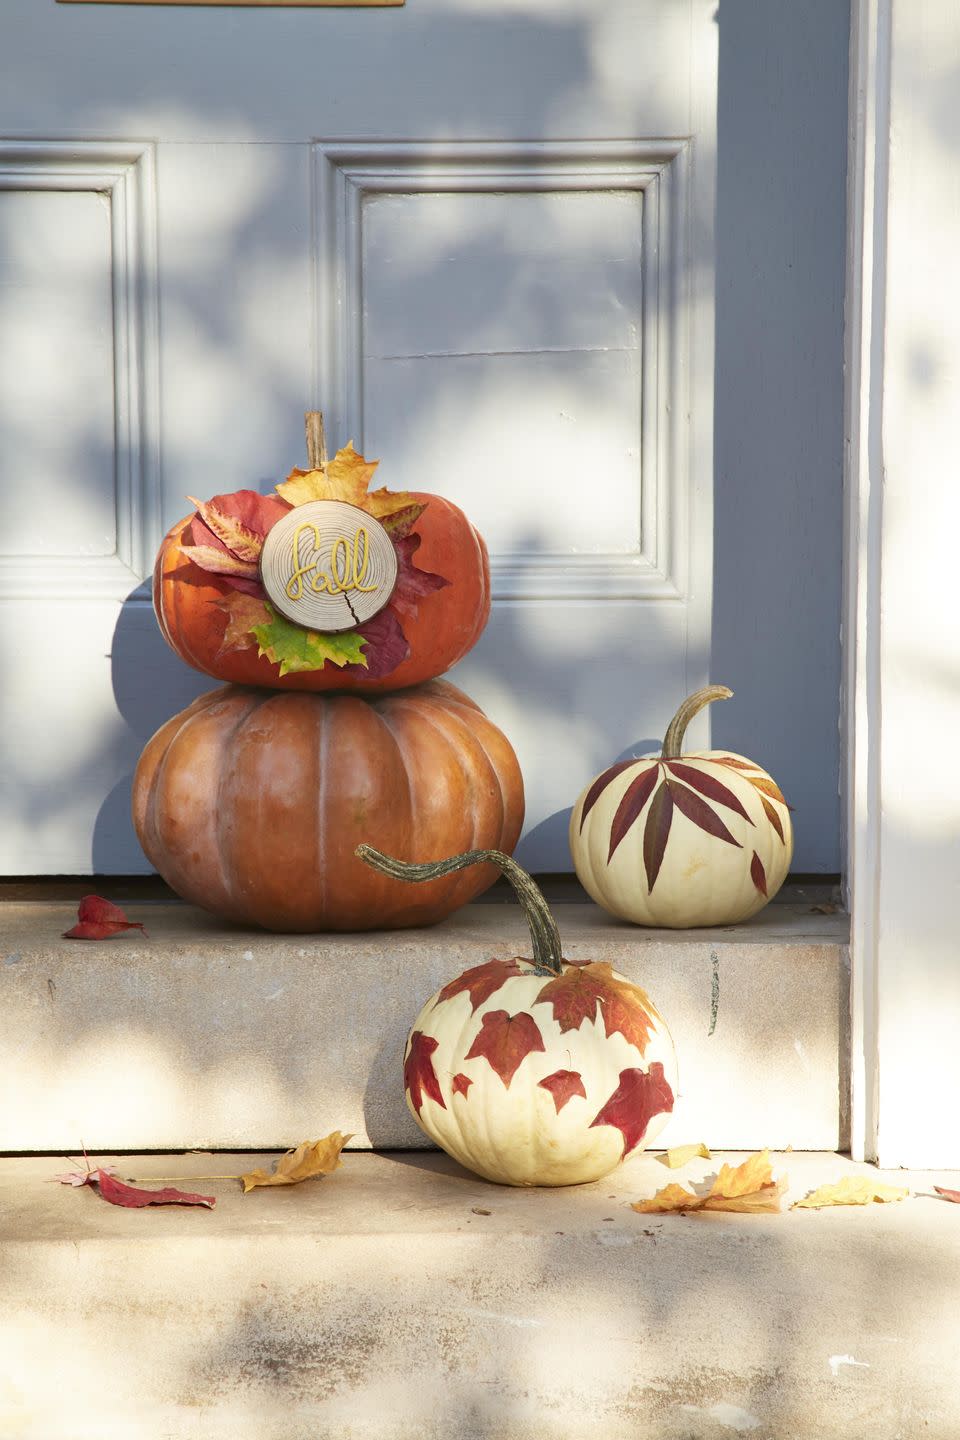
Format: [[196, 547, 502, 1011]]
[[153, 491, 490, 694], [132, 680, 523, 931]]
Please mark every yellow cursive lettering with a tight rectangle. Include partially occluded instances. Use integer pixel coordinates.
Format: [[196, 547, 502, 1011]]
[[286, 522, 381, 602]]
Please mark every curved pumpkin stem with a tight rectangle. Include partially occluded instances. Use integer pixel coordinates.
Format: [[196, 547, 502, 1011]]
[[355, 845, 564, 977], [661, 685, 733, 759]]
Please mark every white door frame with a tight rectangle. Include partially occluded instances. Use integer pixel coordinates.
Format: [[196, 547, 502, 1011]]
[[845, 0, 960, 1167]]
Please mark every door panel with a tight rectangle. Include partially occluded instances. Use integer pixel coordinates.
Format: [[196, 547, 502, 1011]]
[[0, 0, 716, 875]]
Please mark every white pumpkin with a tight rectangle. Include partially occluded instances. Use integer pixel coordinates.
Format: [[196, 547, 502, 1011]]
[[570, 686, 793, 928], [357, 844, 678, 1187]]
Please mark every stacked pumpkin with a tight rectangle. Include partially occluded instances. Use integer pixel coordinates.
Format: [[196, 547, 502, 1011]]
[[133, 414, 523, 931]]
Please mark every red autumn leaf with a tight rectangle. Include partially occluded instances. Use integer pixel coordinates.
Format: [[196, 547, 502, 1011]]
[[642, 781, 674, 892], [451, 1072, 473, 1098], [745, 774, 792, 809], [96, 1170, 215, 1209], [187, 495, 264, 562], [339, 607, 410, 681], [536, 965, 606, 1032], [664, 761, 754, 824], [593, 972, 658, 1054], [666, 776, 742, 849], [589, 1062, 675, 1158], [380, 500, 427, 539], [935, 1186, 960, 1204], [760, 794, 786, 843], [538, 1069, 586, 1114], [404, 1031, 446, 1116], [464, 1010, 546, 1088], [193, 489, 290, 543], [63, 896, 147, 941], [437, 958, 525, 1013], [535, 963, 656, 1054], [53, 1165, 117, 1186], [387, 533, 450, 621], [180, 542, 261, 582], [750, 851, 768, 896], [710, 755, 761, 772], [579, 759, 639, 831], [607, 764, 662, 862]]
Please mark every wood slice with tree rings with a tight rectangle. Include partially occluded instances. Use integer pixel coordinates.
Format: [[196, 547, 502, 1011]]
[[260, 499, 398, 633]]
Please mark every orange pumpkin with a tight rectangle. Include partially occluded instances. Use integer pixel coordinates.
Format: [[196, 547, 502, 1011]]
[[153, 491, 490, 694], [132, 680, 523, 931]]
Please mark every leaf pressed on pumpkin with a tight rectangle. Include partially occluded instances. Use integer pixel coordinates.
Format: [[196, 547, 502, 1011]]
[[464, 1010, 546, 1088], [642, 781, 674, 892], [792, 1176, 908, 1210], [538, 1070, 587, 1114], [335, 607, 409, 681], [194, 488, 290, 541], [250, 604, 368, 675], [750, 851, 768, 897], [213, 592, 271, 656], [63, 896, 146, 941], [535, 962, 657, 1054], [664, 762, 754, 824], [451, 1073, 473, 1098], [607, 764, 661, 861], [666, 777, 743, 849], [633, 1150, 786, 1214], [437, 958, 525, 1013], [405, 1032, 446, 1116], [657, 1142, 712, 1169], [240, 1133, 352, 1194], [589, 1061, 675, 1158], [760, 794, 786, 843], [388, 533, 450, 620], [744, 774, 792, 809], [579, 759, 640, 832]]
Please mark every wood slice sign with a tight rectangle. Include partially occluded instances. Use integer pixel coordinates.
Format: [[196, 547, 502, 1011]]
[[260, 500, 398, 633]]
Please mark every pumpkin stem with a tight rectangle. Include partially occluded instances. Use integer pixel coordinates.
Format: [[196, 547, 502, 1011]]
[[305, 410, 327, 470], [661, 685, 733, 759], [355, 845, 564, 977]]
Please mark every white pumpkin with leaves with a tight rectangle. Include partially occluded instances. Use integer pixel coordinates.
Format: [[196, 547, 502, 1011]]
[[357, 844, 678, 1187], [570, 687, 793, 928]]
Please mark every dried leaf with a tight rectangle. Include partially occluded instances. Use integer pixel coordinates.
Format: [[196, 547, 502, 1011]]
[[53, 1165, 117, 1186], [335, 607, 410, 681], [643, 781, 674, 892], [666, 777, 743, 849], [535, 962, 658, 1054], [213, 592, 271, 657], [437, 958, 525, 1013], [464, 1009, 547, 1088], [590, 1062, 675, 1158], [180, 542, 261, 581], [192, 488, 290, 542], [657, 1143, 712, 1169], [745, 774, 793, 809], [451, 1073, 473, 1098], [664, 762, 754, 823], [96, 1170, 216, 1209], [633, 1150, 786, 1214], [250, 603, 368, 675], [538, 1069, 587, 1114], [276, 444, 421, 529], [750, 851, 768, 897], [240, 1133, 352, 1194], [607, 764, 661, 861], [579, 759, 639, 831], [187, 495, 264, 562], [760, 794, 786, 843], [405, 1032, 446, 1116], [387, 533, 450, 620], [934, 1186, 960, 1204], [792, 1176, 908, 1210], [63, 896, 147, 941]]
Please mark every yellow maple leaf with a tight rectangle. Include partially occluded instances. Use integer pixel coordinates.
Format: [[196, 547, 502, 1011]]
[[792, 1175, 908, 1210], [633, 1150, 786, 1214], [241, 1132, 353, 1194], [274, 442, 422, 530], [657, 1142, 712, 1169]]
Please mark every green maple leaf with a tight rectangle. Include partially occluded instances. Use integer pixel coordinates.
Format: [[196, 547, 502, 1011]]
[[250, 604, 368, 676]]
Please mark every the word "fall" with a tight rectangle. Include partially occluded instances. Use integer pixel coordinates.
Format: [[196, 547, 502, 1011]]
[[285, 522, 380, 601]]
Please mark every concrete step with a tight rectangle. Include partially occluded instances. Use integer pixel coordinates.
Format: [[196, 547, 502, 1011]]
[[1, 900, 848, 1152], [2, 1149, 958, 1439]]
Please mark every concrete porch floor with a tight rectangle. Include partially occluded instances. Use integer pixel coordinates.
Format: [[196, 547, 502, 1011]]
[[3, 1147, 959, 1439]]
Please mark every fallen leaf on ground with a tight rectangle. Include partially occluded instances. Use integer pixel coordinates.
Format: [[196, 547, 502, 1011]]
[[934, 1186, 960, 1204], [56, 1165, 214, 1208], [63, 896, 147, 941], [792, 1176, 908, 1209], [633, 1150, 786, 1214], [657, 1143, 712, 1169], [241, 1133, 352, 1194]]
